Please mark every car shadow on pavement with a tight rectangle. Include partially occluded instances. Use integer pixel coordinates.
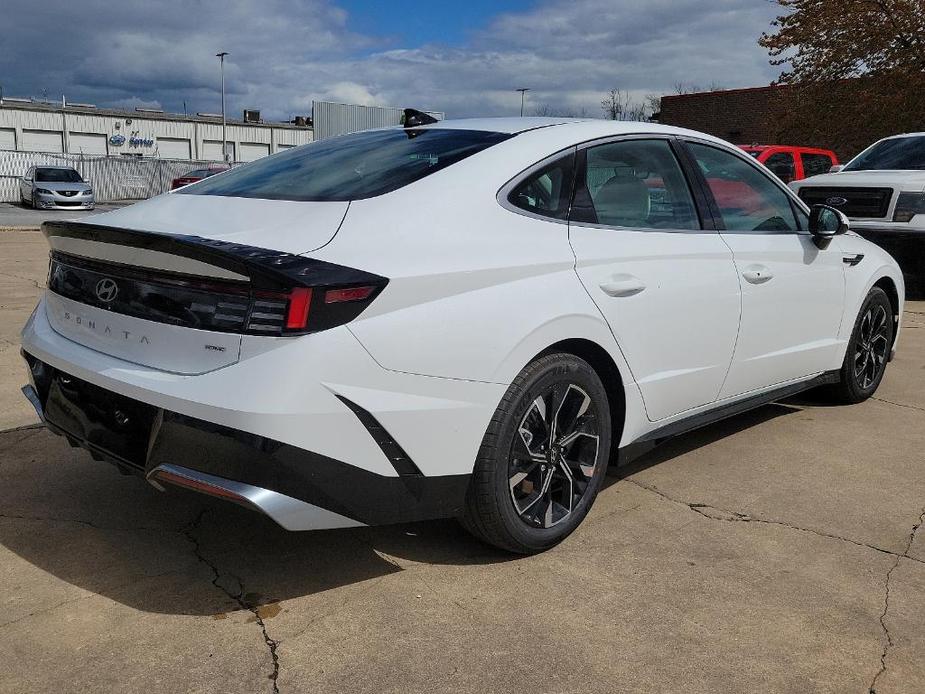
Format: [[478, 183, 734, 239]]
[[0, 400, 807, 618], [0, 428, 514, 617], [608, 401, 803, 483]]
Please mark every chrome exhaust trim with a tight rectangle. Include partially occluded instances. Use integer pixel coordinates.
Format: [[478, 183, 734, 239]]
[[147, 463, 365, 531]]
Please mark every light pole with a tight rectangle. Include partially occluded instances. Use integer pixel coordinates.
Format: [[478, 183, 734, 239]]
[[216, 51, 229, 161], [516, 88, 530, 117]]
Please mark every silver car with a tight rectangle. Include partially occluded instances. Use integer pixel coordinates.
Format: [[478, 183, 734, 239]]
[[20, 166, 94, 210]]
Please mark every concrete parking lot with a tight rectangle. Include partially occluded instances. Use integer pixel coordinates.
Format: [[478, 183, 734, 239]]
[[1, 228, 923, 693], [0, 201, 132, 229]]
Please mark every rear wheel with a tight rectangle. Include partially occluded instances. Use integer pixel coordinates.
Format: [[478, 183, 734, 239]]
[[462, 353, 611, 554], [827, 287, 893, 403]]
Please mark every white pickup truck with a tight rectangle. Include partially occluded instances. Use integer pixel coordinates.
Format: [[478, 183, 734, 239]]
[[790, 132, 925, 291]]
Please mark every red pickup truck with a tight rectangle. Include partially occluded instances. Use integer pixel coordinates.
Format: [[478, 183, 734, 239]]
[[738, 145, 839, 184]]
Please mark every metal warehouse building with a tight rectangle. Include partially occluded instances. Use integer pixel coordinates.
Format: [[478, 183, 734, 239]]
[[0, 99, 313, 161]]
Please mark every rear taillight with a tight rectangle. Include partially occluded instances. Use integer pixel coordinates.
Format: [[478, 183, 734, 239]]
[[48, 246, 387, 338]]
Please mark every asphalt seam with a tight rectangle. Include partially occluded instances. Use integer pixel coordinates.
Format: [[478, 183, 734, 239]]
[[869, 508, 925, 694], [621, 477, 925, 567], [871, 396, 925, 414], [181, 510, 281, 694], [0, 512, 188, 533]]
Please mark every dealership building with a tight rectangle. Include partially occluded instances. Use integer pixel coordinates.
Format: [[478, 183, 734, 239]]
[[0, 99, 313, 162]]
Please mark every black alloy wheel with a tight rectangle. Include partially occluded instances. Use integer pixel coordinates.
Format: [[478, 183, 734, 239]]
[[509, 383, 601, 528], [825, 286, 894, 403], [462, 353, 612, 554]]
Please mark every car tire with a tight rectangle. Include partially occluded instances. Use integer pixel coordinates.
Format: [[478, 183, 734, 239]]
[[21, 191, 32, 208], [461, 353, 612, 554], [826, 287, 894, 404]]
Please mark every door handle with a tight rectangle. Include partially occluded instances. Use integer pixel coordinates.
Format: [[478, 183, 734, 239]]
[[599, 274, 646, 297], [741, 264, 773, 285]]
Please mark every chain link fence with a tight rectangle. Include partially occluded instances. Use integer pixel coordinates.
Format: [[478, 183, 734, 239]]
[[0, 150, 228, 203]]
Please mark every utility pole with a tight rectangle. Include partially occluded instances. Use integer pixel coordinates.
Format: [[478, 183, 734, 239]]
[[516, 88, 530, 117], [216, 51, 229, 161]]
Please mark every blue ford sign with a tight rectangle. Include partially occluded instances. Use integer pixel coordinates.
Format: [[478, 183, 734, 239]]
[[109, 134, 126, 146], [129, 135, 155, 147]]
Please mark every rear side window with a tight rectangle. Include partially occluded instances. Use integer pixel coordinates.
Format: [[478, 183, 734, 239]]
[[763, 152, 796, 184], [182, 128, 511, 201], [801, 152, 835, 178], [508, 151, 575, 220], [571, 139, 699, 230]]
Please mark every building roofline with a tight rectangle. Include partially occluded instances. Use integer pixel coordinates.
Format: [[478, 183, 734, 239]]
[[0, 100, 312, 130], [661, 83, 794, 101]]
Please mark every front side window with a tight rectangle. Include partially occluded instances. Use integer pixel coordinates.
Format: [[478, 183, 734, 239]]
[[182, 128, 512, 201], [763, 152, 796, 183], [801, 152, 835, 178], [35, 168, 82, 183], [844, 136, 925, 171], [688, 142, 797, 232], [571, 139, 699, 230], [507, 151, 575, 220]]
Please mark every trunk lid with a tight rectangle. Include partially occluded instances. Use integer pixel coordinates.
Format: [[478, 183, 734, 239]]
[[86, 192, 349, 255]]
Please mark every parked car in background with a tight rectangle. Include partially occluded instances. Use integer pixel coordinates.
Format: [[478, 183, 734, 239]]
[[20, 166, 94, 210], [170, 164, 231, 190], [791, 132, 925, 291], [739, 145, 839, 184]]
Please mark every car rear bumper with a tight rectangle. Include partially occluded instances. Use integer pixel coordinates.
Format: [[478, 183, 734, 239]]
[[20, 294, 506, 529]]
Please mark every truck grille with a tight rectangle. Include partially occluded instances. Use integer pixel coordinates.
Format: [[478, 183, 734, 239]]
[[797, 187, 893, 219]]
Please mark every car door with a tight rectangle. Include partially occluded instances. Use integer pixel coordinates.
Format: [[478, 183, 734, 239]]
[[684, 140, 845, 398], [568, 137, 741, 422]]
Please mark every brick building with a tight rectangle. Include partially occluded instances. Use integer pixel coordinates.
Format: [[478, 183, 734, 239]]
[[658, 80, 925, 161], [658, 85, 789, 149]]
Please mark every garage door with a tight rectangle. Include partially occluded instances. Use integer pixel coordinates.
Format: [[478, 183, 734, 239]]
[[240, 142, 270, 161], [22, 129, 63, 153], [69, 132, 107, 155], [202, 140, 234, 162], [0, 128, 15, 150], [157, 137, 191, 160]]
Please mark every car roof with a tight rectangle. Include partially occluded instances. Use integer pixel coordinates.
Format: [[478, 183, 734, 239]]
[[416, 117, 732, 144], [34, 165, 77, 169]]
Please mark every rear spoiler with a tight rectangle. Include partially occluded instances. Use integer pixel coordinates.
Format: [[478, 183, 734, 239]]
[[42, 220, 383, 292]]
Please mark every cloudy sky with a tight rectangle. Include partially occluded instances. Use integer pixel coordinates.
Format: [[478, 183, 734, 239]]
[[2, 0, 784, 121]]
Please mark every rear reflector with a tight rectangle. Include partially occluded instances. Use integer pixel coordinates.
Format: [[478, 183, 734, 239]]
[[325, 286, 375, 304]]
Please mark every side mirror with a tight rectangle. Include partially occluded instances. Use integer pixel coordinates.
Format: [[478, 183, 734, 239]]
[[809, 204, 849, 249], [23, 177, 32, 183], [829, 164, 844, 173]]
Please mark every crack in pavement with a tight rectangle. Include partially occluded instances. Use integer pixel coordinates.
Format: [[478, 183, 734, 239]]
[[622, 477, 925, 567], [0, 512, 190, 533], [181, 510, 281, 694], [871, 396, 925, 414], [869, 508, 925, 694]]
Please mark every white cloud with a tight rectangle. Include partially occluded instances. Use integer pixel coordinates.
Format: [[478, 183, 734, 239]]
[[1, 0, 782, 120]]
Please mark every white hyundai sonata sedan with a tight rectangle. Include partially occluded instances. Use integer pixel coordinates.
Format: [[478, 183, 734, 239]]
[[20, 116, 904, 553]]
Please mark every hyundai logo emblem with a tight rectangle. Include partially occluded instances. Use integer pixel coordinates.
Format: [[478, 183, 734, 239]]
[[826, 196, 848, 207], [95, 278, 119, 302]]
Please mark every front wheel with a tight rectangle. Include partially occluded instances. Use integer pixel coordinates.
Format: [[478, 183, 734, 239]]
[[461, 353, 612, 554], [827, 287, 894, 403]]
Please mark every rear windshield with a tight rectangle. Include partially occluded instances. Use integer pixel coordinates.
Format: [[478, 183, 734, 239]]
[[844, 136, 925, 171], [35, 168, 82, 182], [180, 128, 512, 201]]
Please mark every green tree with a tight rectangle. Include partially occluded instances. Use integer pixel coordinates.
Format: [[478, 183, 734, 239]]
[[760, 0, 925, 157]]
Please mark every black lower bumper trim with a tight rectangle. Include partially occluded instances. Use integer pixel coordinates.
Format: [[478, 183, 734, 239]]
[[21, 352, 471, 527]]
